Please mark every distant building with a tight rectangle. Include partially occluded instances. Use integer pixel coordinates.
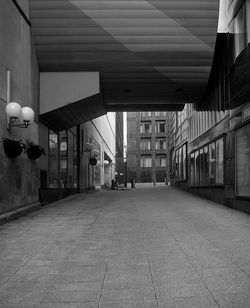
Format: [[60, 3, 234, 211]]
[[115, 112, 124, 185], [127, 112, 168, 183]]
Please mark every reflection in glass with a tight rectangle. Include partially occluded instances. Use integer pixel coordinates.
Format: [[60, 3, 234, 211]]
[[49, 130, 59, 188], [216, 138, 224, 184], [73, 129, 78, 188], [183, 144, 186, 180], [60, 131, 68, 188], [140, 155, 152, 167], [233, 2, 247, 59], [190, 152, 195, 185], [236, 125, 250, 197], [195, 151, 200, 185], [209, 142, 216, 184]]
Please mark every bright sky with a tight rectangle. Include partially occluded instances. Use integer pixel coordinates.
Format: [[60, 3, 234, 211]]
[[123, 112, 127, 148]]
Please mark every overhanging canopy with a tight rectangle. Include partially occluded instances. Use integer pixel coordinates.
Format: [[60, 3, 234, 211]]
[[30, 0, 219, 113]]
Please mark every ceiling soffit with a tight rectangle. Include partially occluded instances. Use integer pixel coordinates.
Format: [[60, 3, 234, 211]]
[[30, 0, 219, 110]]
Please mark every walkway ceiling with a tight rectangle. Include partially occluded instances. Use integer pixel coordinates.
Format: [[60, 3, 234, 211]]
[[30, 0, 219, 112]]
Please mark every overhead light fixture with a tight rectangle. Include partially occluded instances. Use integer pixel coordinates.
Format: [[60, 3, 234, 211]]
[[6, 102, 34, 130]]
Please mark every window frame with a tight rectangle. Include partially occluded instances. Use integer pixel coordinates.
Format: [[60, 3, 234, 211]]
[[175, 143, 187, 182], [190, 135, 225, 187]]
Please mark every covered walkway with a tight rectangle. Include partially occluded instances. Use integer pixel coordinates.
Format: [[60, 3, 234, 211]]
[[1, 187, 250, 307]]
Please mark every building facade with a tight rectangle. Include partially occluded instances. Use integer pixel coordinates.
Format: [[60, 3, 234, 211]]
[[0, 0, 119, 216], [39, 113, 117, 204], [168, 0, 250, 214], [127, 112, 168, 183]]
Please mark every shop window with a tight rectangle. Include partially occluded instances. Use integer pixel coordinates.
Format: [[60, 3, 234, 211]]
[[175, 143, 187, 181], [156, 155, 166, 167], [183, 144, 187, 180], [195, 151, 200, 185], [155, 138, 166, 150], [68, 130, 74, 188], [140, 121, 152, 133], [140, 139, 151, 150], [216, 138, 224, 184], [49, 130, 59, 188], [200, 146, 209, 185], [140, 155, 152, 167], [190, 152, 195, 184], [191, 138, 224, 186], [209, 142, 216, 184], [59, 131, 68, 188], [236, 124, 250, 197], [73, 129, 78, 188]]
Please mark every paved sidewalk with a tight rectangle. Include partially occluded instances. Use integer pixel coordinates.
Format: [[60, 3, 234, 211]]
[[1, 187, 250, 307]]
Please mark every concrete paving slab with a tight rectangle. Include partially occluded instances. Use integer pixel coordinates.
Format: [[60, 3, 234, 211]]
[[0, 186, 250, 307]]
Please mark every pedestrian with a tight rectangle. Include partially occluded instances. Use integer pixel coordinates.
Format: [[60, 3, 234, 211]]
[[153, 178, 156, 186]]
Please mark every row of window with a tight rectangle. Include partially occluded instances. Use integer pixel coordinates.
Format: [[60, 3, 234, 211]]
[[235, 123, 250, 197], [140, 121, 166, 134], [140, 112, 167, 117], [175, 143, 187, 181], [49, 129, 78, 188], [190, 138, 224, 186], [140, 138, 166, 150], [230, 1, 248, 61], [140, 155, 167, 168]]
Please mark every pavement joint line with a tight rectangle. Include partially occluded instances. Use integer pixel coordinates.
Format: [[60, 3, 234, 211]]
[[137, 203, 159, 308], [146, 253, 160, 308], [0, 248, 42, 288], [192, 223, 250, 279], [163, 222, 221, 308], [98, 222, 117, 308]]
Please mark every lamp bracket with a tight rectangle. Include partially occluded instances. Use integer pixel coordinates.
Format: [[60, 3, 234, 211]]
[[7, 118, 29, 130]]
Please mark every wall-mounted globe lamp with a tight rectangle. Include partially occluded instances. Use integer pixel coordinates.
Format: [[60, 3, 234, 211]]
[[104, 160, 110, 166], [6, 102, 34, 130]]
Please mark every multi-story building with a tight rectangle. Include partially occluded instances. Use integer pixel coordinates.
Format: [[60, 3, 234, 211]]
[[115, 112, 124, 185], [167, 0, 250, 214], [127, 112, 168, 183]]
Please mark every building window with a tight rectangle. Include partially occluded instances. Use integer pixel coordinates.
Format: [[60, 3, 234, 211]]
[[59, 131, 68, 188], [140, 155, 152, 168], [230, 2, 247, 60], [236, 124, 250, 197], [140, 139, 151, 150], [49, 130, 59, 188], [191, 137, 224, 186], [156, 155, 166, 167], [190, 152, 195, 184], [175, 143, 187, 181], [155, 138, 166, 150], [73, 129, 78, 188], [140, 112, 152, 117], [155, 121, 166, 133], [155, 112, 166, 116], [200, 146, 209, 185], [140, 121, 152, 133], [209, 142, 216, 184], [216, 138, 224, 184]]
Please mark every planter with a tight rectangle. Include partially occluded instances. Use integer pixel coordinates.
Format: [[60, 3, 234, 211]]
[[89, 157, 97, 166], [26, 144, 45, 159], [2, 138, 25, 158]]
